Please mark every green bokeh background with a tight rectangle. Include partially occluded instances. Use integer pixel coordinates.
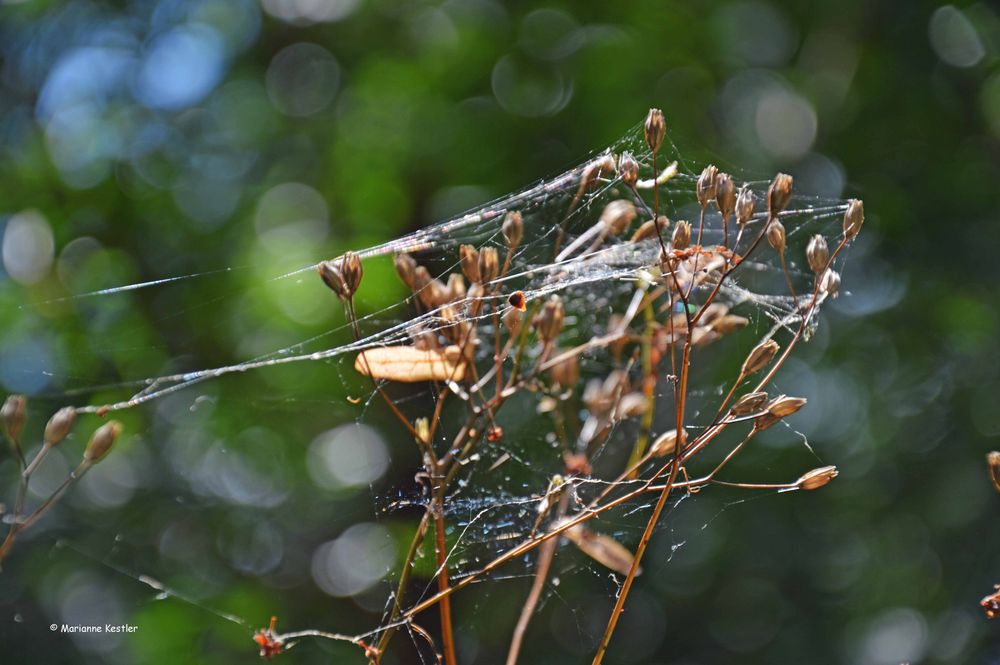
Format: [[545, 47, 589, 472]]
[[2, 1, 1000, 663]]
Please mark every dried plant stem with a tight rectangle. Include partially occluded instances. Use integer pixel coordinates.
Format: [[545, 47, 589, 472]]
[[373, 512, 429, 662], [433, 502, 458, 665]]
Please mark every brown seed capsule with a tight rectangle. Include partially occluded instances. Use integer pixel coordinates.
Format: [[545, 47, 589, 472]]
[[650, 428, 688, 457], [767, 395, 807, 418], [710, 314, 749, 335], [736, 186, 755, 225], [767, 173, 793, 217], [534, 296, 565, 342], [729, 391, 769, 416], [630, 216, 667, 243], [644, 108, 666, 154], [741, 339, 779, 376], [503, 305, 523, 336], [340, 252, 363, 298], [478, 247, 500, 284], [988, 451, 1000, 493], [417, 277, 448, 309], [502, 211, 524, 249], [696, 165, 719, 208], [549, 354, 580, 388], [797, 465, 838, 491], [394, 254, 418, 290], [616, 393, 648, 420], [821, 269, 841, 298], [582, 154, 616, 190], [618, 151, 639, 188], [753, 412, 782, 431], [446, 273, 466, 302], [459, 244, 481, 283], [672, 220, 691, 250], [806, 234, 829, 275], [318, 260, 347, 299], [843, 198, 864, 239], [716, 172, 736, 219], [44, 407, 76, 446], [600, 200, 637, 236], [766, 219, 786, 255], [1, 395, 27, 442], [508, 290, 527, 312], [84, 420, 122, 463]]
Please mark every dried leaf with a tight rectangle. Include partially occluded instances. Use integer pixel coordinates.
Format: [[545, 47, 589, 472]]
[[354, 345, 465, 383], [564, 524, 641, 576]]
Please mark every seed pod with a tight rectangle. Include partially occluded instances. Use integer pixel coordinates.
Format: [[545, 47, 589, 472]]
[[797, 465, 838, 491], [446, 273, 466, 302], [549, 354, 580, 388], [741, 339, 779, 376], [696, 165, 718, 208], [672, 220, 691, 250], [766, 219, 786, 255], [753, 412, 782, 431], [503, 305, 523, 336], [767, 395, 807, 418], [736, 186, 755, 225], [710, 315, 749, 335], [564, 523, 640, 576], [459, 245, 481, 283], [650, 428, 687, 457], [618, 151, 639, 188], [417, 276, 448, 309], [729, 391, 769, 416], [767, 173, 793, 217], [821, 269, 841, 298], [600, 200, 637, 236], [534, 296, 565, 342], [806, 234, 829, 275], [395, 254, 418, 290], [716, 172, 736, 219], [843, 198, 864, 239], [44, 407, 76, 446], [502, 211, 524, 249], [318, 260, 347, 299], [644, 108, 666, 154], [1, 395, 27, 442], [582, 154, 616, 190], [340, 252, 363, 298], [84, 420, 122, 463], [987, 451, 1000, 493], [478, 247, 500, 284], [508, 290, 527, 312], [630, 216, 667, 243], [616, 393, 647, 420]]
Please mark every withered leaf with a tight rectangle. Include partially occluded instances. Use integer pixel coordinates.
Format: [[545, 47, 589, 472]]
[[354, 345, 465, 383], [564, 524, 641, 577]]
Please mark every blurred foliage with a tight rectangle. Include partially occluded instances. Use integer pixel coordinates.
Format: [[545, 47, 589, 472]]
[[2, 1, 1000, 664]]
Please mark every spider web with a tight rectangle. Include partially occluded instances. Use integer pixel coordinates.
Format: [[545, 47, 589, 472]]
[[5, 117, 860, 662]]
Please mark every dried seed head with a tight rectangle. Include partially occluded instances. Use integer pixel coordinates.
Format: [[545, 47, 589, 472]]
[[618, 151, 639, 188], [394, 254, 418, 290], [710, 314, 749, 335], [767, 395, 807, 418], [716, 172, 736, 219], [503, 305, 523, 336], [340, 252, 363, 298], [417, 276, 448, 309], [644, 108, 666, 154], [459, 244, 481, 283], [478, 247, 500, 284], [44, 407, 76, 446], [630, 216, 667, 243], [502, 211, 524, 249], [729, 391, 769, 416], [600, 200, 637, 236], [616, 393, 648, 420], [753, 412, 782, 431], [741, 338, 779, 376], [696, 165, 718, 208], [2, 395, 27, 442], [672, 220, 691, 250], [820, 269, 841, 298], [806, 234, 829, 275], [582, 154, 616, 190], [446, 273, 466, 302], [843, 198, 864, 239], [988, 451, 1000, 492], [766, 219, 786, 255], [549, 354, 580, 389], [650, 428, 688, 457], [797, 465, 838, 491], [84, 420, 121, 463], [534, 296, 565, 342], [318, 260, 347, 299], [508, 290, 527, 312], [736, 186, 756, 225], [767, 173, 793, 217]]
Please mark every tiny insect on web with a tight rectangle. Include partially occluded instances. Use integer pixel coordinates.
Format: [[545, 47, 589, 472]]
[[3, 109, 866, 664]]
